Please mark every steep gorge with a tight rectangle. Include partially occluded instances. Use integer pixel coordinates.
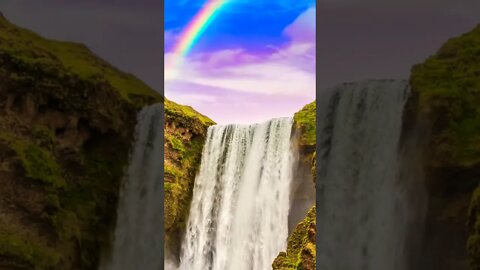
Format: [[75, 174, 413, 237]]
[[163, 99, 215, 262], [273, 101, 316, 270], [404, 24, 480, 270], [0, 14, 161, 269], [311, 24, 480, 270]]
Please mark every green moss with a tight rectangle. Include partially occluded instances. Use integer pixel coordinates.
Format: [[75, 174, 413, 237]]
[[0, 225, 61, 270], [164, 182, 182, 193], [164, 99, 215, 257], [181, 136, 205, 172], [311, 151, 316, 185], [410, 24, 480, 167], [0, 15, 162, 107], [293, 102, 316, 147], [468, 185, 480, 270], [0, 121, 131, 269], [164, 136, 205, 231], [165, 99, 215, 127], [0, 132, 65, 188], [0, 15, 158, 269], [273, 206, 316, 270], [165, 164, 185, 179], [166, 134, 186, 153], [32, 125, 55, 146], [15, 143, 65, 188]]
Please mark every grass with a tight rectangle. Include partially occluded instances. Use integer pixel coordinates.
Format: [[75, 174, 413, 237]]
[[0, 132, 65, 188], [165, 164, 185, 179], [293, 101, 316, 146], [273, 206, 316, 270], [410, 24, 480, 167], [468, 185, 480, 270], [166, 133, 186, 153], [0, 226, 61, 270], [164, 99, 215, 126], [0, 15, 162, 106], [0, 15, 160, 269]]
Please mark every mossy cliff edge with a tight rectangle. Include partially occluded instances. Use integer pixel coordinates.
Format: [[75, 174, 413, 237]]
[[163, 99, 215, 261], [404, 24, 480, 269], [273, 101, 316, 270], [0, 15, 161, 269]]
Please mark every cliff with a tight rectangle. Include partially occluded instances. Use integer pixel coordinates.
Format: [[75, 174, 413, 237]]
[[163, 99, 215, 262], [293, 101, 316, 167], [273, 101, 316, 270], [0, 15, 161, 269], [405, 24, 480, 269]]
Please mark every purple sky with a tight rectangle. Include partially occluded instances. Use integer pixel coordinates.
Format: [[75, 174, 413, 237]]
[[165, 4, 316, 124]]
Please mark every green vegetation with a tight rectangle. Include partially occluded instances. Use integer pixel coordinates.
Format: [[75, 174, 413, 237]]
[[273, 207, 316, 270], [410, 24, 480, 167], [311, 151, 316, 185], [166, 133, 186, 153], [272, 101, 317, 269], [14, 142, 65, 188], [165, 99, 215, 127], [0, 15, 161, 269], [165, 164, 185, 179], [468, 185, 480, 270], [0, 15, 162, 107], [0, 225, 61, 270], [0, 131, 64, 188], [293, 102, 316, 147], [163, 98, 214, 257], [0, 117, 131, 269], [409, 24, 480, 269]]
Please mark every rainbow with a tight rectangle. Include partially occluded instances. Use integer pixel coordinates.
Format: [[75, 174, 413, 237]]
[[166, 0, 229, 80]]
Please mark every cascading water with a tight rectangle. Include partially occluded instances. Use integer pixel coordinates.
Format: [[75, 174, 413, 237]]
[[317, 80, 426, 270], [101, 104, 164, 270], [178, 118, 295, 270]]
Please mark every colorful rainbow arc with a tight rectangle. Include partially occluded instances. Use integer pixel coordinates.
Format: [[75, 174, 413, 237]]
[[166, 0, 229, 80]]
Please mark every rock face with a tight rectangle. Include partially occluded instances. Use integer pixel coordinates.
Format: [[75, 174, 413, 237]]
[[0, 16, 161, 269], [163, 99, 215, 263], [405, 24, 480, 270], [273, 206, 316, 270], [289, 102, 316, 232], [273, 101, 316, 270]]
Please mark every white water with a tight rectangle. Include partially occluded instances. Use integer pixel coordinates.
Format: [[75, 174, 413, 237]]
[[178, 118, 295, 270], [101, 104, 164, 270], [317, 80, 423, 270]]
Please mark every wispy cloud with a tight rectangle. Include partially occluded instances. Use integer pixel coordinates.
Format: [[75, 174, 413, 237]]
[[165, 7, 316, 124]]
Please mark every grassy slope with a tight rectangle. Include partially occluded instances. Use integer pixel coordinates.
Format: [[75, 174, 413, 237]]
[[0, 14, 162, 107], [410, 25, 480, 168], [273, 207, 316, 270], [410, 24, 480, 269], [163, 98, 215, 258], [0, 14, 161, 269], [293, 102, 316, 147]]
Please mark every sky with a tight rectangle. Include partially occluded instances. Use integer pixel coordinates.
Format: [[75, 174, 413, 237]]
[[317, 0, 480, 89], [0, 0, 479, 123], [164, 0, 316, 124]]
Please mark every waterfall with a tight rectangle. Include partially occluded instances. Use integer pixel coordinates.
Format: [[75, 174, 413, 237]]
[[178, 118, 295, 270], [317, 80, 425, 270], [101, 104, 164, 270]]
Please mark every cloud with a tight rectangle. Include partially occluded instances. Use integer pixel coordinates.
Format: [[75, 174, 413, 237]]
[[165, 7, 316, 123], [166, 7, 316, 95], [165, 30, 180, 49], [283, 7, 315, 43]]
